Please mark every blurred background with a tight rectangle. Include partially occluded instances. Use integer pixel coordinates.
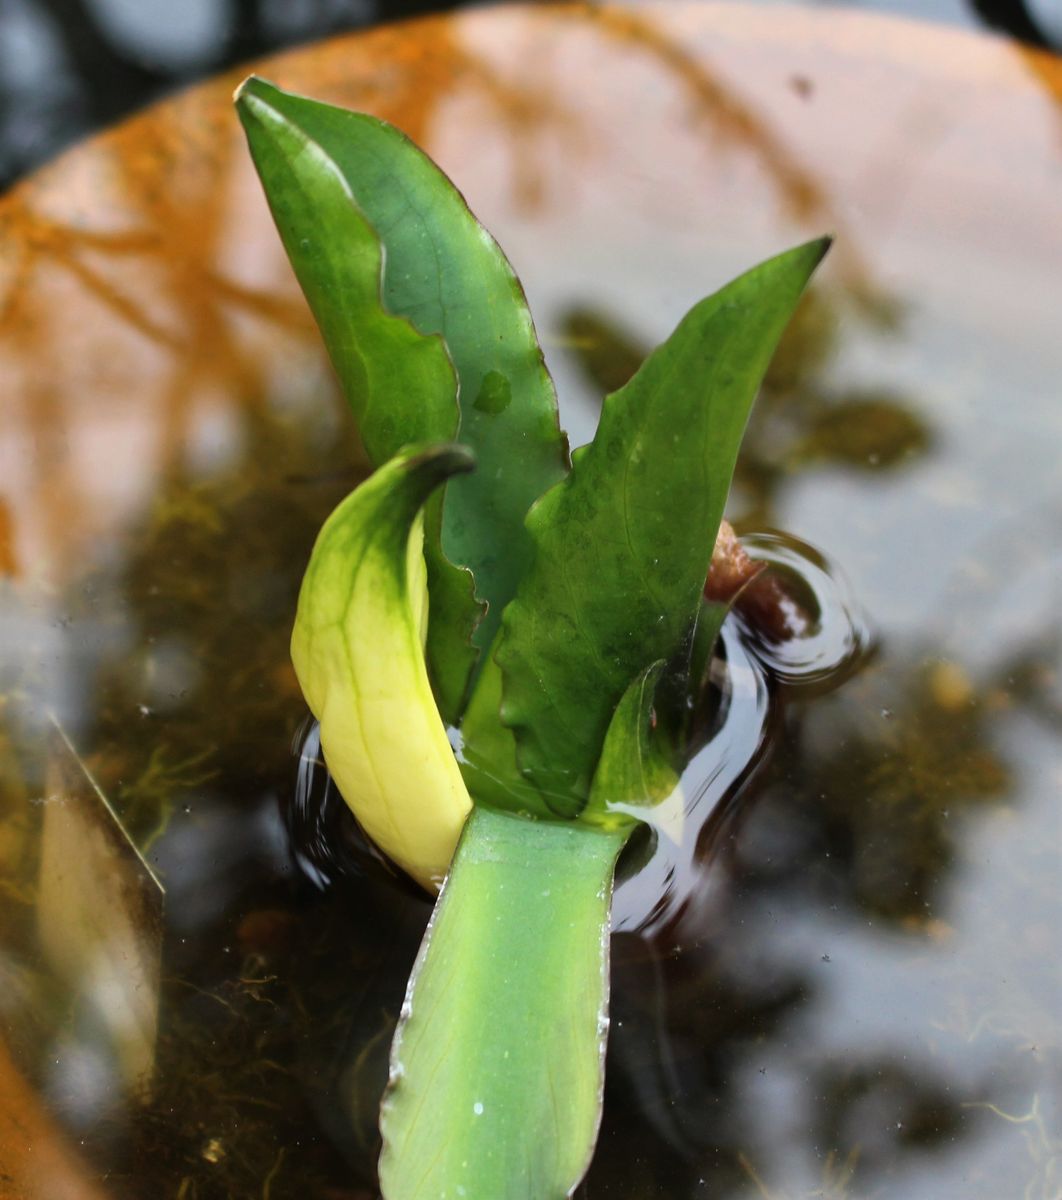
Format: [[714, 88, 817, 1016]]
[[2, 0, 1062, 193]]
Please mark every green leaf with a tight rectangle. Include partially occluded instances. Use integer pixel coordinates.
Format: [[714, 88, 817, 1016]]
[[237, 77, 569, 716], [685, 596, 734, 720], [236, 78, 476, 721], [585, 661, 679, 823], [235, 79, 458, 462], [289, 443, 475, 892], [482, 240, 831, 813], [458, 652, 556, 819], [422, 508, 482, 722], [379, 805, 629, 1200]]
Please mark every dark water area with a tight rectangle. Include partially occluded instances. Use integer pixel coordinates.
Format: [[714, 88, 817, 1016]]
[[1, 6, 1060, 1198]]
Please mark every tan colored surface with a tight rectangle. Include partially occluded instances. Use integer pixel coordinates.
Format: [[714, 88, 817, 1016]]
[[0, 1038, 110, 1200], [37, 727, 163, 1102]]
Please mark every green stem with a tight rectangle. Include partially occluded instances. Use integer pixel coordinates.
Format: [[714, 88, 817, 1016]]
[[378, 805, 630, 1200]]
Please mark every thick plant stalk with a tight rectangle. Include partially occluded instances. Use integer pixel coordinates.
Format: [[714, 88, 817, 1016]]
[[379, 806, 630, 1200]]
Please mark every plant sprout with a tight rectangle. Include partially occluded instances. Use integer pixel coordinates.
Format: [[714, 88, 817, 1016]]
[[236, 76, 829, 1200]]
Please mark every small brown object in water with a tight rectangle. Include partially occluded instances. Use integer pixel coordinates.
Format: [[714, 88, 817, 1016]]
[[704, 520, 760, 603], [706, 521, 812, 642]]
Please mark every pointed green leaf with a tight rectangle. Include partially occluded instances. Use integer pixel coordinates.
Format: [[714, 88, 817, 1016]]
[[481, 240, 830, 813], [236, 78, 477, 721], [586, 662, 679, 823], [458, 652, 557, 818], [290, 443, 475, 892], [422, 507, 481, 722], [379, 805, 629, 1200], [686, 595, 734, 714], [235, 79, 459, 462], [237, 78, 569, 716]]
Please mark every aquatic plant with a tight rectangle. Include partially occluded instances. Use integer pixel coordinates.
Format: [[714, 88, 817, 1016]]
[[236, 76, 828, 1200]]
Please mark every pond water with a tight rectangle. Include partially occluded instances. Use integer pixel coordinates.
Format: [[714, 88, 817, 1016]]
[[0, 6, 1059, 1198]]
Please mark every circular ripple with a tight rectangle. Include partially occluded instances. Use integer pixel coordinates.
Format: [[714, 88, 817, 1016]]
[[736, 530, 872, 690]]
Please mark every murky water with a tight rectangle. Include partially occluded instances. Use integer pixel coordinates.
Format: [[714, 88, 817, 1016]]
[[1, 7, 1060, 1198]]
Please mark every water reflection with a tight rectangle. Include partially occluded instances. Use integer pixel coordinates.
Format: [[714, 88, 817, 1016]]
[[724, 530, 871, 691], [4, 0, 1061, 194], [0, 6, 1059, 1198], [289, 717, 414, 895], [561, 286, 929, 525]]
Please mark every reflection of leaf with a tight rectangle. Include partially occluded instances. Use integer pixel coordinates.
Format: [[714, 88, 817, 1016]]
[[586, 662, 678, 819], [0, 1037, 113, 1200], [560, 290, 928, 539], [731, 290, 931, 524], [471, 241, 829, 815], [815, 1060, 964, 1168], [761, 289, 839, 393], [0, 722, 34, 908], [764, 656, 1010, 922], [379, 805, 627, 1200], [558, 307, 648, 396], [238, 79, 570, 716], [793, 394, 932, 470]]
